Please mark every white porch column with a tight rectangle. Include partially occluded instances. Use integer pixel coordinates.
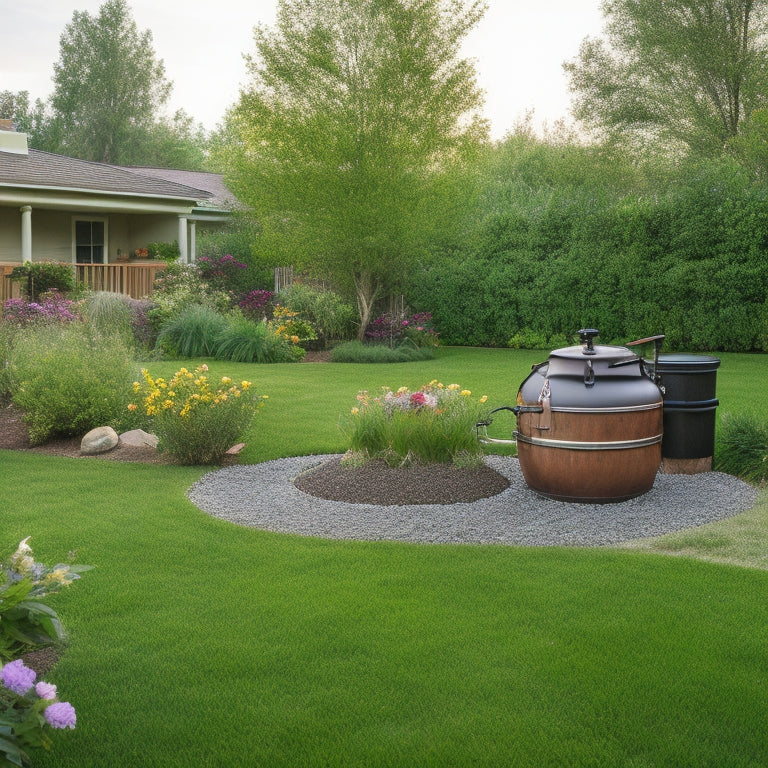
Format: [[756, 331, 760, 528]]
[[178, 215, 189, 263], [20, 205, 32, 262], [189, 220, 197, 263]]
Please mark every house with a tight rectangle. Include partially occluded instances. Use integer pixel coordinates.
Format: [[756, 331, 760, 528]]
[[0, 121, 236, 299]]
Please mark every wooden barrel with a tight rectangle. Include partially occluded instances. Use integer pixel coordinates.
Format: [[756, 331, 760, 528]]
[[514, 330, 663, 503]]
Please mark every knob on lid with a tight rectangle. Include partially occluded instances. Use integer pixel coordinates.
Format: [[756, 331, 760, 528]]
[[578, 328, 600, 355]]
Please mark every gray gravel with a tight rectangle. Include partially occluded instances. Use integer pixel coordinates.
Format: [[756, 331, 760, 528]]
[[187, 454, 758, 547]]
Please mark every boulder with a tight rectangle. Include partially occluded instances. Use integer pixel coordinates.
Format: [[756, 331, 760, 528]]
[[119, 429, 159, 449], [81, 426, 119, 455]]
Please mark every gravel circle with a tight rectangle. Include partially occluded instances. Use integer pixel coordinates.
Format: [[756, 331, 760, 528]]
[[187, 455, 758, 546]]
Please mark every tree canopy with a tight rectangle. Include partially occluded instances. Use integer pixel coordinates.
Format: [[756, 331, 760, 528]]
[[564, 0, 768, 157], [49, 0, 173, 164], [223, 0, 488, 336]]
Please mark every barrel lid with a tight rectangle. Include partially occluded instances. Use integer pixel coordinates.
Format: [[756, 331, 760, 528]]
[[649, 354, 721, 372], [550, 343, 637, 362]]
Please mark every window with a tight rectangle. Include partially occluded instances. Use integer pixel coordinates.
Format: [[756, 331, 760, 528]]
[[73, 219, 106, 263]]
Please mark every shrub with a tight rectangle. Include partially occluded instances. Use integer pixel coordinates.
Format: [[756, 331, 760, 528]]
[[341, 382, 489, 467], [269, 303, 317, 347], [364, 312, 438, 348], [130, 364, 266, 464], [715, 412, 768, 484], [148, 263, 232, 334], [145, 240, 180, 262], [215, 315, 305, 363], [278, 284, 357, 344], [9, 262, 75, 301], [238, 289, 274, 320], [155, 304, 229, 358], [330, 340, 435, 363], [1, 537, 90, 662], [8, 324, 139, 444], [0, 323, 12, 400], [1, 291, 81, 326]]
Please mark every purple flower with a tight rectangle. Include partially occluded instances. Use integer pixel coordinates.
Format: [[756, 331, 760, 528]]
[[36, 681, 58, 700], [44, 701, 77, 730], [1, 659, 36, 695]]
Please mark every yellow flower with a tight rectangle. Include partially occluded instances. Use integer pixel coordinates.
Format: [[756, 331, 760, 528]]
[[397, 386, 408, 395], [461, 390, 472, 397], [146, 405, 157, 416], [241, 381, 251, 390], [132, 381, 140, 393], [180, 405, 191, 418], [447, 383, 461, 391], [127, 403, 137, 412], [163, 400, 174, 410], [351, 407, 359, 415], [291, 335, 300, 344], [221, 376, 232, 385], [261, 394, 269, 400], [480, 395, 488, 403]]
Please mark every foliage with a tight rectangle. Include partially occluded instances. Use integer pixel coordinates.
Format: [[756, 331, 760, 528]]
[[564, 0, 768, 157], [8, 324, 138, 444], [148, 263, 232, 334], [196, 254, 248, 294], [1, 293, 80, 327], [129, 364, 265, 464], [715, 412, 768, 485], [342, 381, 488, 466], [1, 538, 90, 663], [238, 289, 274, 321], [214, 315, 305, 363], [364, 311, 438, 348], [223, 0, 488, 338], [278, 283, 357, 345], [144, 241, 180, 263], [47, 0, 172, 163], [9, 264, 75, 302], [269, 304, 317, 347], [329, 340, 435, 364], [196, 217, 273, 290], [155, 305, 229, 359], [407, 148, 768, 352], [1, 658, 77, 767]]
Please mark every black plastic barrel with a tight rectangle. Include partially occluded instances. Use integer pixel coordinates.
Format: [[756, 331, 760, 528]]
[[650, 354, 721, 460]]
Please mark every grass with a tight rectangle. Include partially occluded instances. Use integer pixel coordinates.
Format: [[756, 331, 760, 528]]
[[3, 347, 768, 767]]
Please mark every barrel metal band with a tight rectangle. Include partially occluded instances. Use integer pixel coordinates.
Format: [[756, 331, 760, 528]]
[[513, 432, 663, 451], [549, 403, 662, 414]]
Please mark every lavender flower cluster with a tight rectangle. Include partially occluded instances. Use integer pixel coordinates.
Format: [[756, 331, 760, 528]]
[[364, 311, 438, 346], [1, 659, 76, 730]]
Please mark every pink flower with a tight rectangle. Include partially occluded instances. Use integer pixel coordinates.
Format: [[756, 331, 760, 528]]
[[410, 391, 428, 407]]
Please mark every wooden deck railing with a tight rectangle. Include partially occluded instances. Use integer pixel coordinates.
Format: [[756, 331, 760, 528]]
[[75, 262, 166, 299], [0, 263, 166, 304]]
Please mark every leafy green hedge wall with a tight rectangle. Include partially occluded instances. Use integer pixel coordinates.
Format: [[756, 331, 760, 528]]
[[408, 160, 768, 352]]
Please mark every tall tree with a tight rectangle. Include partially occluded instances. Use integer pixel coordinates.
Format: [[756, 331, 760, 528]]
[[50, 0, 172, 163], [224, 0, 488, 337], [564, 0, 768, 156]]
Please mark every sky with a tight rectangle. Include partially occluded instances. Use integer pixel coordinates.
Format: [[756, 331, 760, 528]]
[[0, 0, 605, 141]]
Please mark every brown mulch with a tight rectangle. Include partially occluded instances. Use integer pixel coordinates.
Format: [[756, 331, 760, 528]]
[[295, 455, 510, 505]]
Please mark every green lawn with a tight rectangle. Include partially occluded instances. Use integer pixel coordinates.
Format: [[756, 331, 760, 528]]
[[3, 347, 767, 768]]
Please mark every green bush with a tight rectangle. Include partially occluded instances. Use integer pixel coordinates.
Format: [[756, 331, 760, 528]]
[[155, 304, 229, 358], [215, 315, 305, 363], [715, 412, 768, 484], [8, 324, 139, 444], [330, 341, 435, 363], [130, 364, 265, 464], [9, 262, 75, 301], [145, 240, 180, 262], [278, 283, 358, 345]]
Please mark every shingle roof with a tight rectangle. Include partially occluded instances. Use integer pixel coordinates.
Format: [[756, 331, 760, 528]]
[[119, 167, 240, 210], [0, 148, 213, 201]]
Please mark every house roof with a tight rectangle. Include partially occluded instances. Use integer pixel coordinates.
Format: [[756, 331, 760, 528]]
[[118, 167, 241, 210], [0, 148, 213, 202]]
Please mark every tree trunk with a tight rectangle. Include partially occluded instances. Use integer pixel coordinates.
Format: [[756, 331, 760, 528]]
[[354, 270, 383, 342]]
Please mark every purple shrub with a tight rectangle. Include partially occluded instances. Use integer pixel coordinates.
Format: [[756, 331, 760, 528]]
[[238, 289, 274, 320], [2, 290, 81, 326]]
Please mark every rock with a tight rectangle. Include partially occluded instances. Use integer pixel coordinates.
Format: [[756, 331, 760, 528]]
[[81, 426, 119, 455], [119, 429, 159, 449], [226, 443, 246, 455]]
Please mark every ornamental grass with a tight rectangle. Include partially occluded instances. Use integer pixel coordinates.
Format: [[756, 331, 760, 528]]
[[342, 381, 489, 466]]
